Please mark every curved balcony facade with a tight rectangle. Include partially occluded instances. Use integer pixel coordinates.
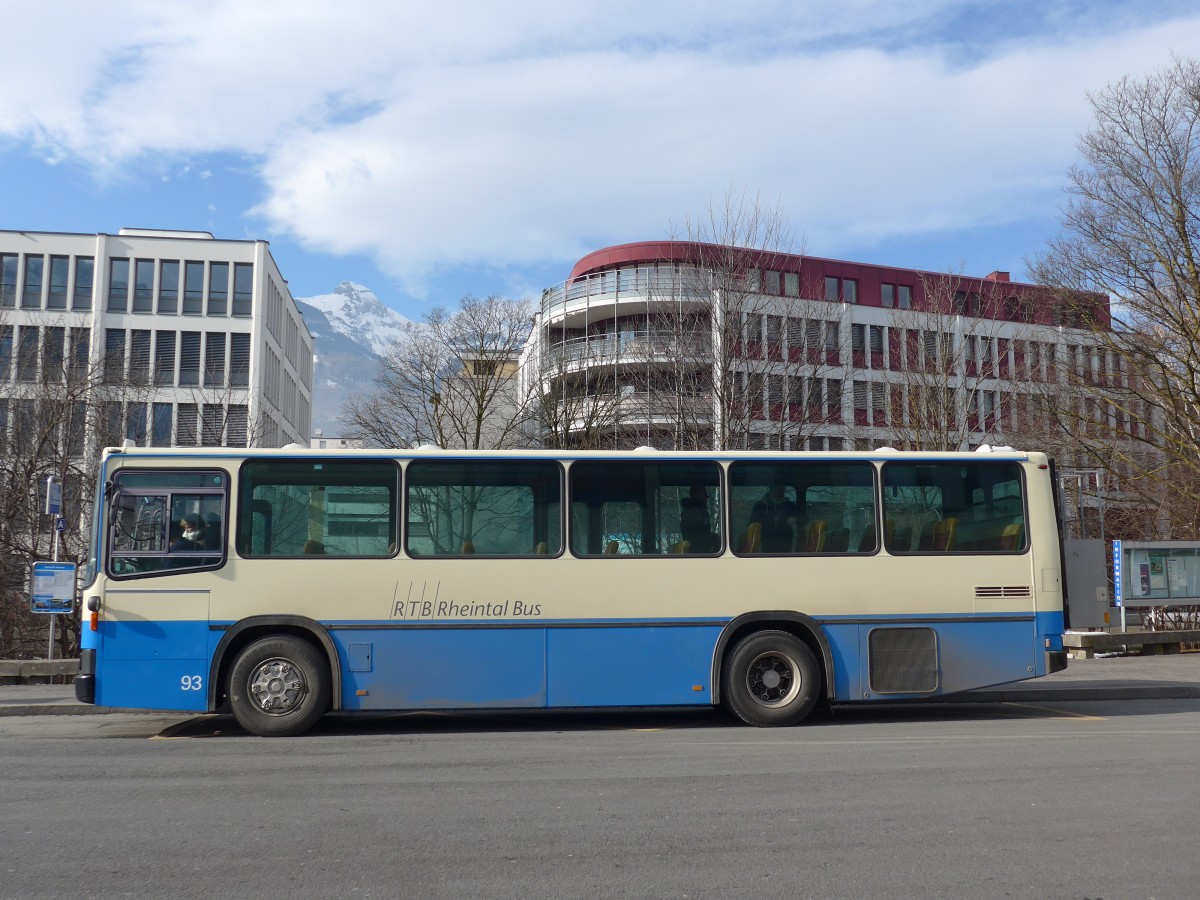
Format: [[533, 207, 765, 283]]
[[525, 240, 1113, 452]]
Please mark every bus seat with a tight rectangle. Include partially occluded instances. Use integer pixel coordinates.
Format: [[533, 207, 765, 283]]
[[739, 522, 762, 554], [934, 518, 958, 551], [534, 541, 548, 555], [604, 540, 619, 555], [302, 540, 325, 555], [825, 527, 849, 553], [461, 541, 476, 555], [856, 524, 876, 553], [890, 526, 912, 553], [1000, 521, 1024, 551], [804, 520, 826, 553], [917, 521, 936, 551], [671, 540, 691, 554]]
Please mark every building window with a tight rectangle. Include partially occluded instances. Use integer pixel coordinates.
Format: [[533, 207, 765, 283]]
[[108, 258, 130, 312], [784, 272, 800, 298], [69, 327, 89, 377], [22, 255, 43, 309], [898, 285, 912, 309], [129, 330, 151, 384], [881, 283, 895, 308], [0, 325, 11, 381], [201, 404, 225, 446], [43, 327, 64, 380], [133, 259, 154, 313], [179, 332, 201, 386], [158, 260, 179, 314], [208, 262, 229, 316], [73, 257, 94, 311], [824, 322, 839, 353], [764, 270, 781, 295], [48, 256, 69, 310], [183, 261, 204, 315], [15, 326, 37, 381], [825, 276, 857, 303], [869, 325, 884, 354], [125, 402, 147, 446], [177, 403, 197, 445], [154, 331, 176, 386], [233, 263, 253, 317], [151, 403, 173, 447], [954, 291, 981, 316], [0, 254, 16, 307], [104, 329, 126, 382], [226, 405, 249, 447], [205, 333, 226, 387], [230, 333, 250, 387]]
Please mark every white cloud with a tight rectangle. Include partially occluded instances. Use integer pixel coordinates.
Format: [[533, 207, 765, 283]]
[[3, 1, 1199, 292]]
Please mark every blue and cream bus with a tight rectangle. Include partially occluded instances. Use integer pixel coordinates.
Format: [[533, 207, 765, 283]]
[[74, 445, 1068, 736]]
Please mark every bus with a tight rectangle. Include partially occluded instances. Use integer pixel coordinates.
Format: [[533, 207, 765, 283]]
[[74, 445, 1068, 736]]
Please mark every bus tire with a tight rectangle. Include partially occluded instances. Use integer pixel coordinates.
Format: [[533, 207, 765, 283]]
[[228, 636, 331, 737], [722, 630, 820, 727]]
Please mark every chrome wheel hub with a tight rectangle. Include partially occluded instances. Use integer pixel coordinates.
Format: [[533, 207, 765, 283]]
[[249, 657, 307, 715], [747, 651, 800, 707]]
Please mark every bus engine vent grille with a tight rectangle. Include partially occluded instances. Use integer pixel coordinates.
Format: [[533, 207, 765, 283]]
[[974, 585, 1033, 599], [868, 627, 939, 694]]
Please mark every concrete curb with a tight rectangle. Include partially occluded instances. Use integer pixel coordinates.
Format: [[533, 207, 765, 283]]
[[932, 685, 1200, 703], [0, 704, 152, 717], [4, 687, 1200, 718]]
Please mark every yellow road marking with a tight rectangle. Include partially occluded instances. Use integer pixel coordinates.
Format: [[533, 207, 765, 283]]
[[1001, 701, 1105, 720]]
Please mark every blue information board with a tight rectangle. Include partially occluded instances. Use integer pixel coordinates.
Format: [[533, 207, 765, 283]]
[[30, 561, 76, 614]]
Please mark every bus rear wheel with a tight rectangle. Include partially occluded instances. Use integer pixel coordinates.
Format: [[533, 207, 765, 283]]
[[722, 630, 820, 727], [228, 636, 331, 737]]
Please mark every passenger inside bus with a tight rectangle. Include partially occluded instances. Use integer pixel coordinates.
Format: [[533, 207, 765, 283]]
[[679, 483, 718, 553], [753, 482, 798, 552]]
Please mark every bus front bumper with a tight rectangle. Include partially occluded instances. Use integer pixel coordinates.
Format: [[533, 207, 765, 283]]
[[1046, 649, 1068, 675], [74, 650, 96, 704]]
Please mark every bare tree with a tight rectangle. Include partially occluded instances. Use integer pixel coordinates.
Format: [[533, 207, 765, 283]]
[[668, 188, 843, 451], [343, 294, 535, 450], [522, 335, 628, 450], [0, 314, 160, 659], [1030, 56, 1200, 537]]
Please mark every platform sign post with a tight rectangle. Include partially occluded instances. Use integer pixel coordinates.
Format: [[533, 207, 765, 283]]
[[37, 476, 72, 659], [1111, 540, 1125, 633]]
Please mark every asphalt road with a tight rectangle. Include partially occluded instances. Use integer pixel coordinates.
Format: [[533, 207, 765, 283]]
[[3, 700, 1199, 899]]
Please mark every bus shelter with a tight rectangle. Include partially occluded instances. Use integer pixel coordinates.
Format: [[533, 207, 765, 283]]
[[1112, 541, 1200, 607]]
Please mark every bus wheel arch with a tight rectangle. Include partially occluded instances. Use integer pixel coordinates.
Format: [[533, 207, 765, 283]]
[[712, 612, 834, 721], [208, 616, 341, 715]]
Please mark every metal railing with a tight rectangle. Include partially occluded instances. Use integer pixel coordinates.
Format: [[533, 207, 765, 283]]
[[543, 331, 713, 368], [541, 266, 713, 320]]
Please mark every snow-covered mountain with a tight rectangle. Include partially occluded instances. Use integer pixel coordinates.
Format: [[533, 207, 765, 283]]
[[295, 282, 411, 437]]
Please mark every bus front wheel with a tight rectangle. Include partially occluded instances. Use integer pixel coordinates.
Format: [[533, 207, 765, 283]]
[[722, 630, 820, 727], [228, 636, 331, 737]]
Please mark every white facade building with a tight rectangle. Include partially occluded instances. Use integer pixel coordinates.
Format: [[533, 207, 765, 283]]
[[0, 227, 313, 450]]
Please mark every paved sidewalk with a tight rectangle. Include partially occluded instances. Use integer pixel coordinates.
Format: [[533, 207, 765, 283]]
[[2, 653, 1199, 717]]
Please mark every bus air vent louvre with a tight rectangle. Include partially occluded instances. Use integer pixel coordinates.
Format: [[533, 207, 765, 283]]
[[868, 627, 938, 694], [974, 585, 1032, 599]]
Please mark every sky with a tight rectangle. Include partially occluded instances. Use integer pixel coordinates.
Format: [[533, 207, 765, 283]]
[[2, 0, 1199, 320]]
